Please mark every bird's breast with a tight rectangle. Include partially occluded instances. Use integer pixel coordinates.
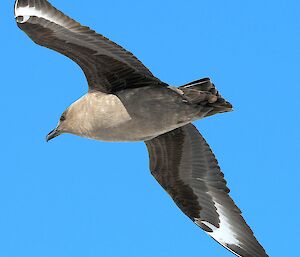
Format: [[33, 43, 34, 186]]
[[78, 92, 133, 140]]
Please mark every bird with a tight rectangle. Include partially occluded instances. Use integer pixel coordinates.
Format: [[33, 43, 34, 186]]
[[14, 0, 268, 256]]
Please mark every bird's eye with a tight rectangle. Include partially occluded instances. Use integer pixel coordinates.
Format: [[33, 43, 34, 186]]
[[60, 114, 66, 122]]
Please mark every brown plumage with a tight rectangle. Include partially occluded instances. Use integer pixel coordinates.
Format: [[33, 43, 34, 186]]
[[15, 1, 268, 256]]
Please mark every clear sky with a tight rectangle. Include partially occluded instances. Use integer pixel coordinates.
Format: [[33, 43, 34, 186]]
[[1, 0, 299, 256]]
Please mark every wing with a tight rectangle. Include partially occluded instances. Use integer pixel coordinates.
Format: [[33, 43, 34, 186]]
[[14, 0, 165, 93], [145, 124, 268, 257]]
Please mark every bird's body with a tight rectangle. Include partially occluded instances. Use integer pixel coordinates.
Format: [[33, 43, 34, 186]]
[[15, 0, 269, 256], [66, 86, 216, 142]]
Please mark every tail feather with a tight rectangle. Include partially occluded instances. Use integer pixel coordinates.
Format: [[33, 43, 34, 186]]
[[179, 78, 233, 117]]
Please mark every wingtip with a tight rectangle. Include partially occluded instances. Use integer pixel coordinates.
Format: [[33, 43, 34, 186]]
[[14, 0, 27, 13], [14, 0, 18, 17], [14, 0, 31, 23], [14, 0, 27, 19]]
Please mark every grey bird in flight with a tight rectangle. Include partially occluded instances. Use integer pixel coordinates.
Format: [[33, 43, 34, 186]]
[[15, 0, 268, 256]]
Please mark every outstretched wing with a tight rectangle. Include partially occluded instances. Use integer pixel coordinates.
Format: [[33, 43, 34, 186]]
[[14, 0, 165, 93], [145, 124, 268, 257]]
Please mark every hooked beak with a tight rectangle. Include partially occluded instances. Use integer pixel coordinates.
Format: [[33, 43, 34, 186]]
[[46, 128, 61, 142]]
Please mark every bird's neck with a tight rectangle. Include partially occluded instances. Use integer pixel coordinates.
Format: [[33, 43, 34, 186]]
[[67, 92, 131, 140]]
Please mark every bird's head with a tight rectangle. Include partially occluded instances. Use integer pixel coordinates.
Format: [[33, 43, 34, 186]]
[[46, 95, 93, 142], [46, 105, 83, 142], [46, 109, 70, 142]]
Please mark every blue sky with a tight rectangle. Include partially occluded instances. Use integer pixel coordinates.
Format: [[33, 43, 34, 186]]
[[1, 0, 299, 256]]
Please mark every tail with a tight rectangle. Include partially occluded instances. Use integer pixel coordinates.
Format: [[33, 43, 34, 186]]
[[178, 78, 233, 117]]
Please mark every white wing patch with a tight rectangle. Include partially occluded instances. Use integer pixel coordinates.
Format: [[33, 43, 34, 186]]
[[14, 0, 66, 26], [204, 201, 240, 245], [195, 197, 242, 256]]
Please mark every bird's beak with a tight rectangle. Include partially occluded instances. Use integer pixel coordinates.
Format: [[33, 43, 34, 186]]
[[46, 128, 61, 142]]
